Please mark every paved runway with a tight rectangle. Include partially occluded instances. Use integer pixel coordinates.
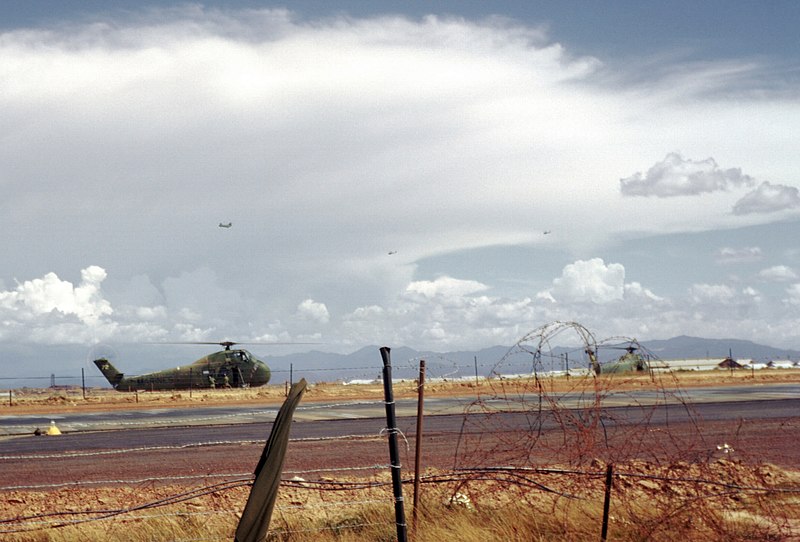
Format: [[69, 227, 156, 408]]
[[0, 398, 798, 455], [1, 382, 797, 436]]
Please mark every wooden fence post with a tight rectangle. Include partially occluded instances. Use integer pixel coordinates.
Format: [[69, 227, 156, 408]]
[[601, 463, 614, 541]]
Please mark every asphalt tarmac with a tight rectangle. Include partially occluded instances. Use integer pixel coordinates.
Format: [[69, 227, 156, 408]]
[[1, 389, 798, 490], [1, 383, 797, 436], [1, 395, 798, 456]]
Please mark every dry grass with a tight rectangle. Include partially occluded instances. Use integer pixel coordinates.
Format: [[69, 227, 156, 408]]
[[3, 369, 800, 540], [3, 461, 799, 541]]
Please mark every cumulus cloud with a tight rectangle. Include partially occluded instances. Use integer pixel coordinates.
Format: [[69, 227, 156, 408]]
[[688, 283, 738, 305], [296, 299, 330, 324], [620, 153, 755, 198], [624, 282, 664, 302], [0, 260, 792, 357], [0, 265, 112, 326], [341, 275, 537, 349], [733, 181, 800, 215], [786, 284, 800, 305], [687, 283, 763, 321], [1, 8, 800, 357], [406, 277, 489, 299], [714, 246, 762, 264], [548, 258, 625, 304], [758, 265, 798, 282]]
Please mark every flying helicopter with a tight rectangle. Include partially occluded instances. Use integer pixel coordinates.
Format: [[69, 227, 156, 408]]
[[585, 341, 649, 375], [93, 341, 272, 392]]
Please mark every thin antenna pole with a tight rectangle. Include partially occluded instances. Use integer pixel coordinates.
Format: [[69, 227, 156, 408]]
[[413, 359, 426, 531]]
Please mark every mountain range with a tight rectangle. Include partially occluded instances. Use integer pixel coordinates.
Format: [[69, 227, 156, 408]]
[[263, 335, 800, 384], [3, 335, 798, 389]]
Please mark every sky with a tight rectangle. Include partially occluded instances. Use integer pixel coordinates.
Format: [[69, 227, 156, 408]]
[[1, 1, 799, 376]]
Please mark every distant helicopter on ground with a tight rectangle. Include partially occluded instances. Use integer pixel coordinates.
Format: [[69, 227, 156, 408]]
[[93, 341, 272, 392], [586, 342, 649, 375]]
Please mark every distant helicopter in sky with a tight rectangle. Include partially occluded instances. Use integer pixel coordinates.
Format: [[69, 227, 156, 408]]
[[219, 222, 232, 228]]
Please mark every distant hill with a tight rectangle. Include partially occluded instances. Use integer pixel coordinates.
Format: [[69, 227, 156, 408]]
[[262, 336, 800, 384], [638, 335, 800, 362], [1, 335, 798, 389], [262, 345, 514, 383]]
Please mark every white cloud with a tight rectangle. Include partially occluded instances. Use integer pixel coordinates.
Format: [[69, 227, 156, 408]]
[[687, 283, 763, 314], [0, 265, 112, 327], [624, 282, 664, 302], [548, 258, 625, 304], [714, 246, 762, 264], [733, 181, 800, 215], [0, 260, 792, 357], [758, 265, 798, 282], [134, 306, 168, 320], [689, 283, 737, 304], [1, 8, 800, 358], [406, 277, 489, 300], [296, 299, 330, 324], [620, 153, 755, 198], [341, 275, 537, 349], [786, 284, 800, 306]]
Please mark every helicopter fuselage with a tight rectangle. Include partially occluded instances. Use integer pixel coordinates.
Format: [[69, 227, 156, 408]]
[[93, 348, 271, 391]]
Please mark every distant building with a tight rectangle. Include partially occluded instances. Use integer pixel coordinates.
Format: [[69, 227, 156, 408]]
[[717, 357, 744, 370], [649, 358, 729, 372], [652, 357, 800, 372]]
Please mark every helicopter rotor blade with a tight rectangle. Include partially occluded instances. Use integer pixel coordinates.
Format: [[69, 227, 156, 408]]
[[151, 341, 321, 350]]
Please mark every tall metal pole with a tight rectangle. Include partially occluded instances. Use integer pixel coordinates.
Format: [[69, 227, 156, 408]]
[[413, 359, 426, 530], [380, 347, 408, 542], [473, 355, 479, 385], [81, 368, 86, 399]]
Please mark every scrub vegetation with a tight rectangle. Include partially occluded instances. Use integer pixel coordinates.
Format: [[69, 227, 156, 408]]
[[2, 460, 799, 541]]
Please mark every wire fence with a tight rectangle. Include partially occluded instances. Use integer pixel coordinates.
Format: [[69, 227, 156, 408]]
[[2, 324, 800, 541], [2, 452, 799, 540], [2, 414, 799, 540], [0, 344, 596, 389]]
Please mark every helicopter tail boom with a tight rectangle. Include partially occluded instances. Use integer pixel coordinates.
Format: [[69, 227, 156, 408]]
[[93, 358, 124, 388]]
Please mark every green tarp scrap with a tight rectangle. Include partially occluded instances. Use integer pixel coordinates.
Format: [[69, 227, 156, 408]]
[[235, 378, 307, 542]]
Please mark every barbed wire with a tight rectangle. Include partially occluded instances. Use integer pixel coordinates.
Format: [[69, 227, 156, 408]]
[[2, 463, 798, 535], [0, 463, 392, 492], [2, 323, 799, 541]]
